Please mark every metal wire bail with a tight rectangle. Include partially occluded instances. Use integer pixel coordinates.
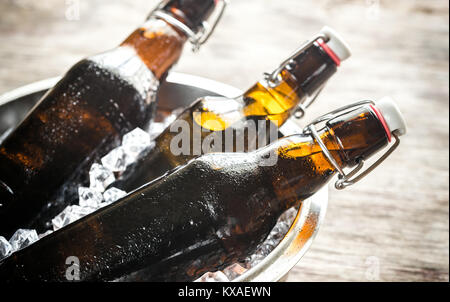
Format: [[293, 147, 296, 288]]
[[334, 132, 400, 190], [303, 101, 401, 190], [263, 33, 329, 119], [149, 0, 227, 52]]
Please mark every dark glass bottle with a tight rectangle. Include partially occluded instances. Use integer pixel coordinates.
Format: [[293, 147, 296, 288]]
[[0, 98, 406, 282], [0, 0, 221, 237], [113, 27, 352, 193]]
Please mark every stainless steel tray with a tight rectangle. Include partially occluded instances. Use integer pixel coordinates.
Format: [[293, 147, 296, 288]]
[[0, 73, 328, 282]]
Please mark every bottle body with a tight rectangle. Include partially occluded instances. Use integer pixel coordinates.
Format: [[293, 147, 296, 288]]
[[114, 42, 340, 192], [0, 16, 187, 236]]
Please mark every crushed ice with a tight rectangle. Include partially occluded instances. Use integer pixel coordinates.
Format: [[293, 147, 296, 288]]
[[101, 147, 128, 173], [9, 229, 39, 252], [122, 128, 152, 164], [196, 207, 298, 282], [0, 229, 39, 261], [0, 236, 12, 259], [103, 187, 127, 206], [78, 187, 103, 208], [89, 163, 115, 193], [51, 205, 93, 231]]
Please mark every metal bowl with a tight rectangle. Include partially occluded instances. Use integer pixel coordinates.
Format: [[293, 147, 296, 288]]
[[0, 73, 328, 282]]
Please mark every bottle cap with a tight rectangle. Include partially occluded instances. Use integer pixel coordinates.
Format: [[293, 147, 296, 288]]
[[372, 97, 408, 139], [319, 26, 352, 62]]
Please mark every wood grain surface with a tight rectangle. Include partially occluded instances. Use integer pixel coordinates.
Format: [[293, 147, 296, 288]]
[[0, 0, 448, 282]]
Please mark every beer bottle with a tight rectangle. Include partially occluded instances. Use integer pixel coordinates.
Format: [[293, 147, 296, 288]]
[[0, 98, 407, 282], [0, 0, 225, 237], [113, 26, 352, 193]]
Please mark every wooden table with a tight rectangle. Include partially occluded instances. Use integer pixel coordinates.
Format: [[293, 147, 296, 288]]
[[0, 0, 448, 282]]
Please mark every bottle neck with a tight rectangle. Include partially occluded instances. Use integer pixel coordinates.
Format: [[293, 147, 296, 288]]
[[325, 105, 390, 167], [120, 0, 216, 79], [121, 18, 187, 79], [257, 105, 390, 210], [242, 42, 338, 127]]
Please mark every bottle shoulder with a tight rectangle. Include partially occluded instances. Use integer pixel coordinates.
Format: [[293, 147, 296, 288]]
[[189, 96, 244, 132], [65, 47, 159, 101]]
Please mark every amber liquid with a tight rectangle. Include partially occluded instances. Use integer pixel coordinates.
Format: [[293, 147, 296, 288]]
[[0, 106, 389, 282], [0, 18, 187, 237], [114, 43, 338, 193]]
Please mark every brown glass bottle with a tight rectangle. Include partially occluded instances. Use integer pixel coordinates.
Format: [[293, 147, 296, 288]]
[[113, 28, 351, 193], [0, 99, 406, 282], [0, 0, 220, 237]]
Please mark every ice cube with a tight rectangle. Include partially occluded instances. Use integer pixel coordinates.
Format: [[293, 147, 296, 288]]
[[0, 236, 13, 259], [9, 229, 39, 251], [246, 253, 265, 267], [268, 221, 290, 242], [122, 128, 152, 161], [148, 122, 166, 140], [279, 207, 298, 222], [103, 187, 127, 205], [38, 230, 53, 239], [244, 240, 277, 269], [71, 205, 96, 217], [101, 147, 128, 173], [52, 204, 96, 232], [89, 163, 115, 192], [195, 271, 230, 282], [231, 208, 298, 272], [52, 206, 76, 231], [261, 242, 276, 254], [78, 187, 103, 208]]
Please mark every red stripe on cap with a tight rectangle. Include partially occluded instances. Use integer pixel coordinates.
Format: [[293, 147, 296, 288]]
[[316, 39, 341, 67], [370, 104, 392, 142]]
